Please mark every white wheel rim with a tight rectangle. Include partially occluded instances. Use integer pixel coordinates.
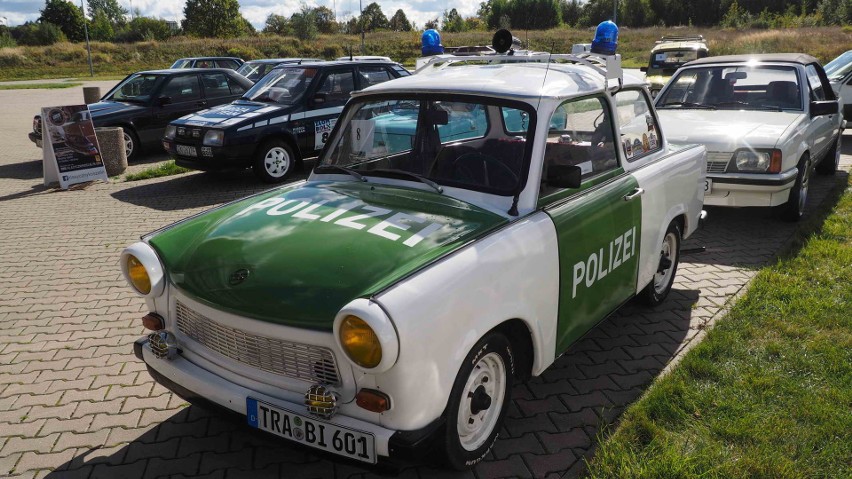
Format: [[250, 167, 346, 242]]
[[798, 160, 810, 215], [124, 132, 134, 158], [264, 147, 290, 178], [457, 351, 506, 451], [654, 231, 677, 294]]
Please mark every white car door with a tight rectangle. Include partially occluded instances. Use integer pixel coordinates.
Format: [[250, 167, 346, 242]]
[[804, 64, 836, 162]]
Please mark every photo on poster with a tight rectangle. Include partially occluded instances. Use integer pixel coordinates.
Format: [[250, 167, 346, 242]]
[[41, 105, 109, 189]]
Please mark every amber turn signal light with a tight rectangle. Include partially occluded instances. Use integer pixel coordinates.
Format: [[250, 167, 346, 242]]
[[142, 313, 164, 331], [355, 388, 391, 413]]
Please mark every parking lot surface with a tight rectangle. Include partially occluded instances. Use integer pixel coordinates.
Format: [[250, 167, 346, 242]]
[[1, 82, 850, 479]]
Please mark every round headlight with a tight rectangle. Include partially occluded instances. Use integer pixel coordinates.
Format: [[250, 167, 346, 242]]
[[339, 315, 382, 368], [126, 254, 151, 294]]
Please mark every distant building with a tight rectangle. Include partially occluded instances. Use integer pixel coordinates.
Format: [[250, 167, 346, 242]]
[[166, 20, 179, 32]]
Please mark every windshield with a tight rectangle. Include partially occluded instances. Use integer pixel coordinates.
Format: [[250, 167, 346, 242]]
[[649, 49, 700, 70], [237, 62, 265, 81], [242, 67, 316, 105], [105, 74, 163, 103], [657, 65, 802, 111], [824, 51, 852, 82], [319, 96, 534, 195]]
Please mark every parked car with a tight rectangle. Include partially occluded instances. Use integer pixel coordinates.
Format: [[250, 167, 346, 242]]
[[236, 58, 324, 83], [28, 69, 253, 161], [655, 53, 843, 221], [641, 35, 709, 97], [824, 49, 852, 120], [170, 57, 244, 70], [163, 60, 410, 182], [123, 50, 705, 469]]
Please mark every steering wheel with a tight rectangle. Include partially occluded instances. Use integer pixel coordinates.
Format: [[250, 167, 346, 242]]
[[451, 152, 519, 188]]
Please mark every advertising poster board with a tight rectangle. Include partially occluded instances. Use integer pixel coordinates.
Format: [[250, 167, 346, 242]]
[[41, 105, 108, 189]]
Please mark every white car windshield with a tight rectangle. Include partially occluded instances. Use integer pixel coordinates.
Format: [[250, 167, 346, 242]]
[[318, 97, 534, 195], [657, 65, 802, 111], [824, 51, 852, 82], [242, 67, 316, 105]]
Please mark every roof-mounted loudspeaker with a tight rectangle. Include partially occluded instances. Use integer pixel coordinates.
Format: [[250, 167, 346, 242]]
[[492, 29, 513, 54]]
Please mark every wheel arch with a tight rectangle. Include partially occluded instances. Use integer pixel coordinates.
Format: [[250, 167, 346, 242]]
[[492, 318, 535, 382], [255, 131, 302, 163]]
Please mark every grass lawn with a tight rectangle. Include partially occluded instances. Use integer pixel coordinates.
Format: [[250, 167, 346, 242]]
[[586, 178, 852, 479], [0, 82, 82, 90], [124, 160, 190, 181]]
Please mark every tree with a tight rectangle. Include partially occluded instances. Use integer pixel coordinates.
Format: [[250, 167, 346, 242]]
[[290, 4, 317, 40], [560, 0, 581, 26], [359, 2, 389, 31], [816, 0, 852, 25], [424, 18, 439, 29], [388, 9, 412, 31], [39, 0, 86, 42], [263, 13, 289, 35], [182, 0, 249, 38], [114, 16, 175, 42], [87, 0, 128, 26], [442, 9, 466, 32], [314, 6, 337, 33], [478, 1, 492, 21], [18, 21, 67, 45], [89, 9, 114, 40]]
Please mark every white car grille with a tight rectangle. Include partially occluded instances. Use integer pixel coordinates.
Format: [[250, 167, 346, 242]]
[[175, 301, 341, 385], [706, 152, 731, 173]]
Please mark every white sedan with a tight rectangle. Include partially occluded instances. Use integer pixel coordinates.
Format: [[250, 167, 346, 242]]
[[655, 53, 844, 221]]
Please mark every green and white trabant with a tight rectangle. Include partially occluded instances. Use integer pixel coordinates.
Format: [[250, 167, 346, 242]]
[[122, 52, 706, 469]]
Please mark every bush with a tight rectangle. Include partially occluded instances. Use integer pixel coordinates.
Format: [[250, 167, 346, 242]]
[[18, 22, 67, 46], [0, 30, 16, 48], [0, 48, 28, 67], [226, 46, 260, 60]]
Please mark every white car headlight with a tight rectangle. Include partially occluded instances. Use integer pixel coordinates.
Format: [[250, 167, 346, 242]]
[[164, 125, 176, 140], [734, 149, 781, 173], [333, 298, 399, 373], [203, 130, 224, 146], [120, 242, 166, 298]]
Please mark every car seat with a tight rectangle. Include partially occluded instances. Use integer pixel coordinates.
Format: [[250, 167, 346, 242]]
[[765, 81, 800, 109]]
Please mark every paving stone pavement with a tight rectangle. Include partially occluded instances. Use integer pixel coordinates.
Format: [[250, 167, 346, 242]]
[[0, 84, 850, 479]]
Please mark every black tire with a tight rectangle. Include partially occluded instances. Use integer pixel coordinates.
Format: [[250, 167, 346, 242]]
[[442, 332, 514, 470], [639, 221, 681, 307], [816, 134, 841, 176], [779, 155, 811, 222], [122, 127, 140, 163], [252, 139, 297, 183]]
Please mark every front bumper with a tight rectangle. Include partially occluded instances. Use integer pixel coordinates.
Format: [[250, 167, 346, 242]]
[[28, 132, 42, 148], [162, 139, 252, 171], [704, 168, 798, 207], [133, 337, 443, 464]]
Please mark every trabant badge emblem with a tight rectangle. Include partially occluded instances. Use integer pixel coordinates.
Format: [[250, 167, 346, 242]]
[[228, 268, 250, 286]]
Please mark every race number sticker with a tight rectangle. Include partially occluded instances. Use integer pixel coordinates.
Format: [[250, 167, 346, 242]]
[[314, 118, 337, 150], [350, 120, 375, 154]]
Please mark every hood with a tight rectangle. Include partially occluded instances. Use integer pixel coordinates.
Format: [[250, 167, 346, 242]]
[[87, 100, 146, 119], [173, 101, 290, 128], [149, 181, 506, 330], [657, 109, 801, 151]]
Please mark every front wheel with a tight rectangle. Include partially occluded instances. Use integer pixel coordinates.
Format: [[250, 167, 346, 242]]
[[253, 139, 297, 183], [816, 134, 841, 176], [442, 332, 513, 470], [123, 128, 140, 163], [639, 221, 681, 307], [779, 155, 811, 222]]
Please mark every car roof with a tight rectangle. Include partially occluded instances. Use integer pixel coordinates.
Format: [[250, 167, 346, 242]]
[[685, 53, 819, 67], [245, 58, 323, 64], [651, 41, 706, 52], [271, 60, 401, 70], [176, 57, 243, 61], [358, 61, 645, 101], [137, 68, 240, 75]]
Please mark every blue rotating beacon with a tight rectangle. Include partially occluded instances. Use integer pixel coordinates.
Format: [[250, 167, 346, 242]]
[[591, 20, 618, 55], [421, 29, 444, 56]]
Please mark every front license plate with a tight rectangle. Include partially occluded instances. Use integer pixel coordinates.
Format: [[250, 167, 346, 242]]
[[246, 397, 376, 463], [704, 178, 713, 195], [176, 144, 197, 157]]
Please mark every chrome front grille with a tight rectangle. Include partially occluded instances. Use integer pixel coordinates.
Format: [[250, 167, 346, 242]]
[[706, 152, 731, 173], [175, 301, 341, 385]]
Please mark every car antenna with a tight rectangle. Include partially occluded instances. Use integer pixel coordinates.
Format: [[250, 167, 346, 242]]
[[349, 45, 353, 61]]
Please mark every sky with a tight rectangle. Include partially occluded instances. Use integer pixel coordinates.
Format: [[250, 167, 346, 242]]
[[0, 0, 484, 31]]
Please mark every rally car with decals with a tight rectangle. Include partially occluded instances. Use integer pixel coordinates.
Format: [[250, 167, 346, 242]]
[[162, 60, 410, 182], [123, 45, 706, 469]]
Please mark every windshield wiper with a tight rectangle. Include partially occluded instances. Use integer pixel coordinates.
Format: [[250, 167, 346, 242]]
[[315, 164, 367, 182], [364, 168, 443, 194], [659, 101, 716, 110]]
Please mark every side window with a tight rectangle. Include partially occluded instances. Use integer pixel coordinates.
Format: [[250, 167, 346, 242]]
[[358, 66, 392, 88], [226, 76, 247, 95], [501, 107, 531, 134], [160, 75, 201, 102], [196, 60, 212, 69], [613, 89, 661, 162], [436, 102, 488, 142], [215, 60, 239, 70], [200, 73, 232, 99], [541, 96, 618, 197], [806, 64, 825, 100], [315, 70, 356, 107]]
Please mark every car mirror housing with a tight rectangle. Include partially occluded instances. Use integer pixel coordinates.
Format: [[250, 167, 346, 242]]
[[810, 100, 838, 117], [546, 164, 582, 189]]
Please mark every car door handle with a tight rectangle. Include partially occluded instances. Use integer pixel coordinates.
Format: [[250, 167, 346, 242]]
[[623, 188, 645, 201], [196, 101, 207, 107]]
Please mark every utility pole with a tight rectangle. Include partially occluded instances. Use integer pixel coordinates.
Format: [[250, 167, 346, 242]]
[[613, 0, 618, 23], [80, 0, 94, 77], [359, 0, 365, 55]]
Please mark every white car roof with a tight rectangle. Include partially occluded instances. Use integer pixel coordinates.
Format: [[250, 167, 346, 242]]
[[357, 60, 645, 101]]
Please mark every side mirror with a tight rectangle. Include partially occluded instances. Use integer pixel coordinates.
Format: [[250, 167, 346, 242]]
[[810, 100, 838, 117], [546, 164, 582, 189], [639, 66, 648, 73], [157, 95, 172, 106], [313, 93, 327, 105]]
